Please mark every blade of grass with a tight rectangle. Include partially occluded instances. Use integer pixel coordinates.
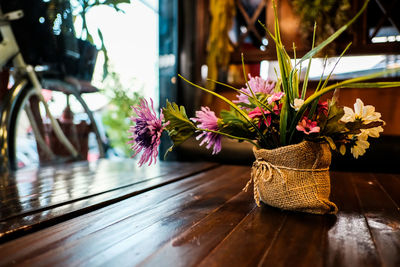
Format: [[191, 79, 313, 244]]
[[272, 0, 292, 145], [293, 42, 299, 99], [319, 42, 352, 91], [279, 95, 289, 145], [307, 56, 328, 120], [336, 81, 400, 88], [301, 22, 317, 99]]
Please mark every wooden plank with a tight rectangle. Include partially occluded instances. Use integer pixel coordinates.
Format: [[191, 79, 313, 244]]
[[0, 160, 216, 220], [197, 206, 287, 267], [82, 166, 252, 267], [0, 160, 218, 241], [0, 166, 234, 264], [0, 160, 217, 219], [324, 172, 381, 267], [1, 167, 397, 266], [374, 173, 400, 207], [351, 172, 400, 267], [257, 211, 326, 266], [255, 171, 382, 267], [197, 171, 382, 267], [138, 191, 256, 267], [0, 165, 251, 266]]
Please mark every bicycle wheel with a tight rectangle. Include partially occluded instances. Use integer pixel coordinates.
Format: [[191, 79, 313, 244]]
[[7, 77, 105, 170]]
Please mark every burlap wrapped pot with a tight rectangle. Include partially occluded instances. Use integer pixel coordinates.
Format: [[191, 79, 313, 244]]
[[243, 141, 338, 214]]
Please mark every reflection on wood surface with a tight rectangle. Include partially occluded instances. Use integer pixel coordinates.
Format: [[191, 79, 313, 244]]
[[0, 160, 399, 266]]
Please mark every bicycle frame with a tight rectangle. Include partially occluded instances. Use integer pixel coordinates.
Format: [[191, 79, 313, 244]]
[[0, 7, 78, 169]]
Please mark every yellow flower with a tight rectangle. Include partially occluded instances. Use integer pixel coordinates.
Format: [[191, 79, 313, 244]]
[[341, 98, 381, 124], [351, 132, 370, 159]]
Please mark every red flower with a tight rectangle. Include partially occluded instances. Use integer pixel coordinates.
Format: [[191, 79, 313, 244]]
[[296, 117, 320, 135], [249, 107, 272, 127], [317, 101, 328, 116]]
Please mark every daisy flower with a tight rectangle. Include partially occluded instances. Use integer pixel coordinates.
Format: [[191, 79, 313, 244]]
[[341, 98, 381, 124], [341, 98, 384, 138], [191, 107, 222, 154], [128, 98, 168, 166], [362, 126, 384, 138], [351, 132, 370, 159]]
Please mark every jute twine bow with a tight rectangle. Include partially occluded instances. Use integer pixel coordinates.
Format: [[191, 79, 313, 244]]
[[242, 160, 330, 207]]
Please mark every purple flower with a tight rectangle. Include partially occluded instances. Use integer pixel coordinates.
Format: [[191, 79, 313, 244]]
[[128, 98, 167, 166], [233, 75, 275, 105], [191, 107, 222, 154]]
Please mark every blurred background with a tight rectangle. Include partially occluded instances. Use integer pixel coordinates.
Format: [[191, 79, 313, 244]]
[[5, 0, 400, 172]]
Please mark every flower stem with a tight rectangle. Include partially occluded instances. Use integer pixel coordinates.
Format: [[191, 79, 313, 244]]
[[197, 128, 260, 148]]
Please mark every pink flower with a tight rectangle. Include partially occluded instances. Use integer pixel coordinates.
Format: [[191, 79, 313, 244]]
[[233, 75, 275, 105], [191, 107, 222, 154], [273, 103, 282, 115], [296, 117, 320, 135], [128, 98, 167, 166], [249, 107, 272, 127], [267, 92, 284, 104]]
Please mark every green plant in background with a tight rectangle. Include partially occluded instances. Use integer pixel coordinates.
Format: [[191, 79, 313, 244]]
[[101, 71, 141, 156], [71, 0, 130, 78], [292, 0, 351, 55]]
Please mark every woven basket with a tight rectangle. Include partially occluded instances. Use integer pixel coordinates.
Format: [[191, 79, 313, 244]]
[[245, 141, 338, 214]]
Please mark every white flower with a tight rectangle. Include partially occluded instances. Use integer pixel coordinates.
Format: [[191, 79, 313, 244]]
[[291, 98, 304, 111], [341, 98, 381, 124], [362, 126, 384, 138], [351, 132, 370, 159]]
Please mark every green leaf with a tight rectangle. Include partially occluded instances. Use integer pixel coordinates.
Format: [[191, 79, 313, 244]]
[[219, 108, 256, 139], [162, 100, 196, 153], [279, 95, 289, 145], [337, 82, 400, 88], [320, 101, 346, 135], [301, 23, 317, 100]]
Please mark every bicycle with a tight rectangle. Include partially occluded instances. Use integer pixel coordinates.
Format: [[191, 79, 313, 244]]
[[0, 1, 105, 172]]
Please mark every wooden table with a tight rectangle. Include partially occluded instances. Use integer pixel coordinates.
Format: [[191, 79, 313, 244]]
[[0, 159, 399, 266]]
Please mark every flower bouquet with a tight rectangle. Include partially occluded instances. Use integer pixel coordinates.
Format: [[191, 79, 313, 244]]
[[128, 0, 400, 214]]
